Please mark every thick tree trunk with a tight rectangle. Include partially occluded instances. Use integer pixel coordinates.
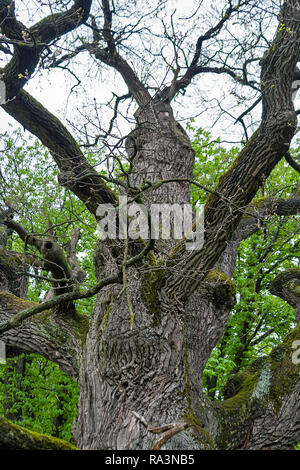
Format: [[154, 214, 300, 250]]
[[126, 102, 195, 205], [1, 105, 300, 451], [73, 250, 300, 450], [0, 0, 300, 452], [1, 109, 300, 451], [71, 112, 246, 450], [72, 92, 300, 449]]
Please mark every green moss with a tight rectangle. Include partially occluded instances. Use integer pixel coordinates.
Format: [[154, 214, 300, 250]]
[[71, 313, 90, 345], [214, 356, 270, 449], [241, 197, 270, 221], [249, 197, 269, 208], [223, 357, 265, 400], [0, 247, 33, 266], [272, 268, 300, 299], [141, 256, 164, 325], [222, 327, 300, 414], [168, 238, 186, 260], [222, 325, 300, 416], [224, 370, 260, 407], [287, 281, 300, 295], [0, 291, 36, 311], [215, 325, 300, 447], [205, 269, 235, 292], [0, 290, 89, 346]]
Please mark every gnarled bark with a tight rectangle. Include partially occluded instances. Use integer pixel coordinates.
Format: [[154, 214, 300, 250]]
[[0, 415, 77, 450], [0, 0, 300, 452]]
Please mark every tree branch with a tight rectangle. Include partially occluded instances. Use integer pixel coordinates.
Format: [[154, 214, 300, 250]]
[[1, 215, 74, 295], [285, 151, 300, 174], [161, 0, 300, 301], [0, 0, 93, 97], [218, 193, 300, 278], [0, 230, 154, 336], [85, 1, 151, 108], [0, 2, 118, 219], [156, 1, 255, 102]]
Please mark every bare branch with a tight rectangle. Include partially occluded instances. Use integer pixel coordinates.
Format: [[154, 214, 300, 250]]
[[270, 268, 300, 319]]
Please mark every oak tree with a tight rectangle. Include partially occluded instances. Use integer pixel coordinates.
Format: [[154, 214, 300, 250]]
[[0, 0, 300, 450]]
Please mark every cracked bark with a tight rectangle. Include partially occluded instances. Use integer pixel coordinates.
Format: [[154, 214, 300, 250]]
[[0, 0, 300, 451]]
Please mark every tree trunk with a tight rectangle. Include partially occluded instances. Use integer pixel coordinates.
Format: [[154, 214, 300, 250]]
[[73, 92, 300, 449], [0, 0, 300, 451]]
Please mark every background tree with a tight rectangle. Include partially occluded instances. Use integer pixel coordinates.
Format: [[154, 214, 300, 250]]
[[0, 0, 299, 450]]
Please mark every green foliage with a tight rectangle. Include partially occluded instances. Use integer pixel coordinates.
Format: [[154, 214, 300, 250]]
[[0, 354, 79, 442], [0, 128, 95, 442], [0, 129, 127, 443]]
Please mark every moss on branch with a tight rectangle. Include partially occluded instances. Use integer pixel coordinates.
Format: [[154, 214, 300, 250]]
[[0, 415, 77, 450], [213, 323, 300, 448]]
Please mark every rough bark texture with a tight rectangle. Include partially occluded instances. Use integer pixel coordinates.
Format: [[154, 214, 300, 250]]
[[0, 0, 300, 451]]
